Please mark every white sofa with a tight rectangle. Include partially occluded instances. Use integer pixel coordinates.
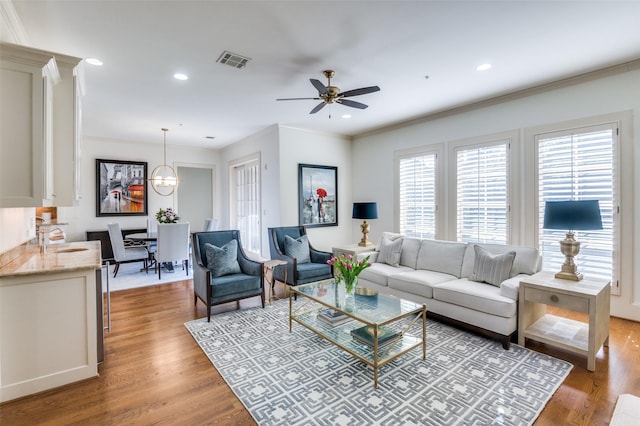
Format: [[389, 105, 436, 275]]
[[357, 233, 541, 348]]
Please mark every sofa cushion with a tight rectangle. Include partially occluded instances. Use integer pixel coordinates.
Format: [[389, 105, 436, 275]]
[[416, 239, 467, 277], [388, 269, 456, 299], [359, 263, 414, 287], [377, 235, 403, 266], [205, 241, 242, 278], [433, 279, 517, 318], [461, 243, 540, 278], [376, 231, 403, 250], [469, 245, 516, 287], [399, 237, 422, 269], [284, 234, 310, 263]]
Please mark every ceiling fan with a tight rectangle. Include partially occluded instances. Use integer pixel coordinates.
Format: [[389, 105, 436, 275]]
[[277, 70, 380, 114]]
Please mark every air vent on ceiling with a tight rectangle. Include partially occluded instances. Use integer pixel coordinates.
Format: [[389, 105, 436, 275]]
[[217, 51, 251, 69]]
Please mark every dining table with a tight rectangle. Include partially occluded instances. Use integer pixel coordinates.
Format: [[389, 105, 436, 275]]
[[126, 232, 174, 272]]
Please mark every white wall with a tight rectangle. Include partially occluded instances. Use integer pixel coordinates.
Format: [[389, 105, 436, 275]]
[[352, 68, 640, 321], [278, 126, 353, 253], [57, 136, 218, 242], [0, 208, 35, 254]]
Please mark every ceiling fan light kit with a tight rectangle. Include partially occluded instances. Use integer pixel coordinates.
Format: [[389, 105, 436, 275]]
[[277, 69, 380, 114]]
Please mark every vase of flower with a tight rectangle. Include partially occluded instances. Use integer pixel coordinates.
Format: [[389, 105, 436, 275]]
[[328, 253, 371, 300], [156, 207, 180, 224]]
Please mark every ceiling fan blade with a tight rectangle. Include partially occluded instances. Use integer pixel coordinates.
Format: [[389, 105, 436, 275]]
[[339, 85, 380, 98], [337, 99, 368, 109], [310, 79, 328, 95], [276, 97, 321, 101], [309, 102, 327, 114]]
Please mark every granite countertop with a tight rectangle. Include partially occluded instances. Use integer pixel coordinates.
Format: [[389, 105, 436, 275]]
[[0, 241, 102, 278]]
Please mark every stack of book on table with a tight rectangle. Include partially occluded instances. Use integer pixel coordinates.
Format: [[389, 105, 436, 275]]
[[350, 325, 400, 349], [316, 309, 351, 326]]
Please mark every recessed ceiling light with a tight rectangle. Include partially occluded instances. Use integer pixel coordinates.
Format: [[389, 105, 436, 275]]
[[342, 114, 351, 119], [174, 73, 189, 80], [476, 63, 492, 71], [85, 58, 103, 66]]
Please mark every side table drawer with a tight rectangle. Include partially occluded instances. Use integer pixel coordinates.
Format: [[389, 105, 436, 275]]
[[524, 287, 589, 312]]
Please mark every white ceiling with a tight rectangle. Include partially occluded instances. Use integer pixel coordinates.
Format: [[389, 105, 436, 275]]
[[4, 1, 640, 149]]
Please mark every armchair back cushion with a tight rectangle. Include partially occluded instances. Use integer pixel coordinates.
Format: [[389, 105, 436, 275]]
[[205, 240, 241, 277], [284, 234, 310, 263]]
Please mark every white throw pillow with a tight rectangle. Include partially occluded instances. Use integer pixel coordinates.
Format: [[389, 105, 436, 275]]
[[376, 236, 403, 267], [284, 234, 310, 263], [469, 245, 516, 287]]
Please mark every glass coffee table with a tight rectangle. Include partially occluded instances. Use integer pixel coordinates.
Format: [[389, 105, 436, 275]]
[[289, 279, 426, 388]]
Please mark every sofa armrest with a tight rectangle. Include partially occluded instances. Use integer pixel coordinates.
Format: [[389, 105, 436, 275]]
[[193, 260, 211, 303], [500, 274, 529, 301], [357, 251, 378, 262]]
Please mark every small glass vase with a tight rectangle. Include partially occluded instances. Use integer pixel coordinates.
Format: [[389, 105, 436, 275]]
[[344, 275, 358, 295]]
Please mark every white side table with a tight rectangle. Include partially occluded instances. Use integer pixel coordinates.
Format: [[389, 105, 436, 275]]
[[332, 244, 376, 259], [518, 271, 610, 371]]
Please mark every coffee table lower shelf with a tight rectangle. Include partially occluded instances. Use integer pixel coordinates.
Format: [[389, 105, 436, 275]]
[[289, 303, 426, 388]]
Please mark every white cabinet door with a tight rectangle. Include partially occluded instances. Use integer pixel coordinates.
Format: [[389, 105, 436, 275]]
[[0, 55, 48, 207], [0, 43, 82, 207]]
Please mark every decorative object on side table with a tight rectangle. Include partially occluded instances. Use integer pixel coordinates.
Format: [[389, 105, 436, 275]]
[[352, 202, 378, 247], [543, 199, 602, 281], [156, 207, 180, 223], [327, 253, 371, 294]]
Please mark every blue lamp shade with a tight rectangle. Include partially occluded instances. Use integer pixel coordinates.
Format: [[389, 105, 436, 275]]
[[352, 202, 378, 220], [543, 200, 603, 231]]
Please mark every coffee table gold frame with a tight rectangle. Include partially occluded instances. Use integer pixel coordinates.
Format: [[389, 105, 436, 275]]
[[289, 280, 426, 388]]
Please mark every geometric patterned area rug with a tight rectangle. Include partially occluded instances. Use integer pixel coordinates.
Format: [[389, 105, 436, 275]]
[[185, 299, 572, 426]]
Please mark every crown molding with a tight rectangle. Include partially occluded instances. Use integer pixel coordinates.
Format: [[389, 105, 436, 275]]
[[0, 0, 29, 45]]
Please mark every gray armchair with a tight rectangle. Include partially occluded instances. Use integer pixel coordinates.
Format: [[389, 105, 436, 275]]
[[268, 226, 333, 289], [192, 230, 264, 321]]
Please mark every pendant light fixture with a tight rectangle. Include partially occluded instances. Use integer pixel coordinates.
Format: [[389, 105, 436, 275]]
[[150, 128, 179, 196]]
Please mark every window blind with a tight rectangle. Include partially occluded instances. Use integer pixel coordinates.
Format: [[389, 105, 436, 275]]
[[398, 153, 437, 239], [456, 142, 509, 244], [233, 159, 260, 254], [537, 124, 616, 283]]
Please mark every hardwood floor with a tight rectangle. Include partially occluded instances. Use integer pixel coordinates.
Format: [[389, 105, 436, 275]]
[[1, 280, 638, 425]]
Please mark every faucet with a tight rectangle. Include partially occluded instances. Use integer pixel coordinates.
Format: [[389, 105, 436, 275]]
[[39, 227, 65, 254]]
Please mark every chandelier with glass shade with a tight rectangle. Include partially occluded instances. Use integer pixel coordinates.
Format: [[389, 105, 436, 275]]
[[150, 128, 179, 196]]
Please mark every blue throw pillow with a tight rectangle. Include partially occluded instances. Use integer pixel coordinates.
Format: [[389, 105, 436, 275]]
[[284, 234, 310, 263], [205, 240, 241, 278]]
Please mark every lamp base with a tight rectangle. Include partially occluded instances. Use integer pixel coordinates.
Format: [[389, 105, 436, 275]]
[[556, 232, 584, 281], [358, 220, 371, 247], [555, 270, 583, 281]]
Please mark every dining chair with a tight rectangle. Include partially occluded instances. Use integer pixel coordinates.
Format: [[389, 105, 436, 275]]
[[155, 222, 191, 279], [204, 218, 219, 232], [146, 218, 158, 265], [107, 223, 149, 277]]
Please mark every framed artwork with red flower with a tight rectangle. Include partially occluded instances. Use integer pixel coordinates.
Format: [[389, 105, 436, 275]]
[[298, 163, 338, 227]]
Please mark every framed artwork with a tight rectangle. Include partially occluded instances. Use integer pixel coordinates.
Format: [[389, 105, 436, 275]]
[[96, 159, 148, 217], [298, 163, 338, 227]]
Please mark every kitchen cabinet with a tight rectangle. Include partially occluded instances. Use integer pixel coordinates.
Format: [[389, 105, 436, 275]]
[[0, 43, 83, 207], [0, 241, 102, 402]]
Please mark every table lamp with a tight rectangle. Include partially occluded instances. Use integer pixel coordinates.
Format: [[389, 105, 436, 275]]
[[352, 202, 378, 247], [543, 200, 602, 281]]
